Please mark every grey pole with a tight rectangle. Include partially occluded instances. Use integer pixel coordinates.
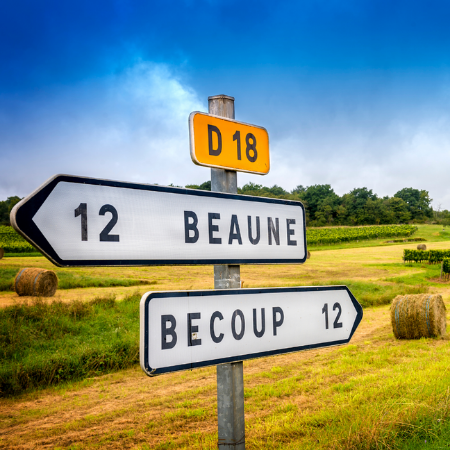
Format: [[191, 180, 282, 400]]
[[209, 95, 245, 449]]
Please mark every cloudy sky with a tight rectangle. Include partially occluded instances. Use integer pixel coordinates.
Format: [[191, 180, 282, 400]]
[[1, 0, 450, 209]]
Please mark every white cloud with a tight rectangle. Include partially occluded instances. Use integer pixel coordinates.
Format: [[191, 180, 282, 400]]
[[0, 62, 208, 198], [1, 64, 450, 210], [238, 109, 450, 209]]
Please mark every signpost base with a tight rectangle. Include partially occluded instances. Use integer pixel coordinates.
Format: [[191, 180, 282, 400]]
[[214, 265, 240, 289], [217, 362, 245, 449]]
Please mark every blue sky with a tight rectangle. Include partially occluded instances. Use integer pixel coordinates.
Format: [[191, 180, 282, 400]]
[[1, 0, 450, 209]]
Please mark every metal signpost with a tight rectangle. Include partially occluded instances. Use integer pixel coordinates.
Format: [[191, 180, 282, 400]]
[[208, 95, 245, 449], [140, 286, 363, 374], [11, 93, 363, 449]]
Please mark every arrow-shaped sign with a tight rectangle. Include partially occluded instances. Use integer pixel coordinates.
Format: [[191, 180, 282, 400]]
[[140, 286, 363, 375], [11, 174, 307, 267]]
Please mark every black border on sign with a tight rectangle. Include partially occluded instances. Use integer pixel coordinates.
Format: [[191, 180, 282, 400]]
[[10, 174, 307, 267], [140, 285, 363, 376]]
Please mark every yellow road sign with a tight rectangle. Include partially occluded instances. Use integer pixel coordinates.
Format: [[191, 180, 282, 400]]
[[189, 112, 270, 174]]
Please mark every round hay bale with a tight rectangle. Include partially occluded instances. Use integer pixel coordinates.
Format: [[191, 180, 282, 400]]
[[307, 250, 311, 259], [417, 244, 427, 250], [0, 248, 4, 260], [390, 294, 446, 339], [14, 268, 58, 297]]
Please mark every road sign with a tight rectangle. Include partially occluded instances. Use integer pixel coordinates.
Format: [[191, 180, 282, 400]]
[[140, 286, 363, 375], [189, 112, 270, 174], [11, 174, 306, 267]]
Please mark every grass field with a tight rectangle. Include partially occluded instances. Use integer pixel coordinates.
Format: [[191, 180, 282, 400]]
[[1, 225, 450, 448]]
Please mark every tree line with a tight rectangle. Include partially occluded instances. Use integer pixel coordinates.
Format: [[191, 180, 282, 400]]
[[2, 185, 449, 227], [186, 182, 450, 227]]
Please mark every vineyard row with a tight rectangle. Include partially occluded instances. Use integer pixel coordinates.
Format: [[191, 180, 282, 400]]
[[403, 249, 450, 264], [1, 224, 419, 254]]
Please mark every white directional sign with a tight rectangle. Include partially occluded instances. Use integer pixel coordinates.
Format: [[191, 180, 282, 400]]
[[140, 286, 363, 375], [11, 174, 307, 267]]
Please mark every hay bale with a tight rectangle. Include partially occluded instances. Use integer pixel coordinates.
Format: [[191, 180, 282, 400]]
[[14, 268, 58, 297], [417, 244, 427, 250], [390, 294, 446, 339], [0, 248, 4, 260], [307, 250, 311, 259]]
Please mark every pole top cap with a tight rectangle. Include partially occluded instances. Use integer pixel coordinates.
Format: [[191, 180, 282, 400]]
[[208, 95, 235, 101]]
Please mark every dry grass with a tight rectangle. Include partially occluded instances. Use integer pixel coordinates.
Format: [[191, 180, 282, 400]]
[[1, 303, 449, 449], [3, 241, 450, 308], [1, 241, 450, 448]]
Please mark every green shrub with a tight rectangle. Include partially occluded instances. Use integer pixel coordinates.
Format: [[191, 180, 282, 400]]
[[428, 250, 450, 264], [404, 249, 450, 264], [0, 294, 140, 396], [403, 249, 429, 263], [443, 258, 450, 276]]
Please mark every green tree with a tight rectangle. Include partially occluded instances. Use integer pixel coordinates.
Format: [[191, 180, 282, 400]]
[[291, 185, 307, 195], [239, 183, 288, 198], [385, 197, 411, 223], [185, 181, 211, 191], [265, 185, 288, 197], [0, 196, 21, 225], [298, 185, 340, 224], [341, 188, 378, 225], [239, 182, 265, 196], [394, 188, 433, 220], [314, 199, 335, 226]]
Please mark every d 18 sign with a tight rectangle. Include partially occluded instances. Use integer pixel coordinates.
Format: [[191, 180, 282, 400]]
[[189, 112, 270, 174]]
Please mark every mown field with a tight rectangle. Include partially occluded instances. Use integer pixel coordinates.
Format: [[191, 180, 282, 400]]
[[1, 225, 450, 449]]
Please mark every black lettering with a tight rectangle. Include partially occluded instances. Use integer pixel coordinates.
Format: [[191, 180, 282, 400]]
[[208, 213, 221, 244], [228, 214, 243, 245], [322, 304, 329, 329], [245, 133, 258, 162], [208, 124, 222, 156], [161, 315, 177, 350], [272, 307, 284, 336], [233, 130, 241, 160], [210, 311, 224, 343], [248, 216, 260, 245], [253, 308, 265, 338], [286, 219, 297, 246], [231, 309, 245, 340], [75, 203, 88, 241], [333, 303, 343, 328], [99, 204, 119, 242], [184, 211, 199, 243], [187, 313, 202, 347], [268, 217, 280, 245]]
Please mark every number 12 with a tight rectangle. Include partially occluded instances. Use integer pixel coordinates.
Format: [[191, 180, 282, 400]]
[[74, 203, 120, 242], [322, 303, 343, 329]]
